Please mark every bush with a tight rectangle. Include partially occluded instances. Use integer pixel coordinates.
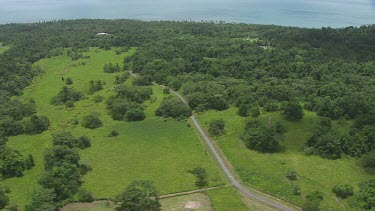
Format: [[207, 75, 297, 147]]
[[283, 101, 304, 121], [65, 100, 74, 108], [293, 185, 301, 196], [24, 115, 50, 135], [359, 151, 375, 175], [92, 95, 104, 103], [0, 187, 9, 210], [51, 86, 84, 105], [242, 120, 281, 153], [77, 189, 94, 202], [286, 170, 298, 181], [78, 136, 91, 149], [125, 108, 146, 122], [66, 77, 73, 85], [155, 97, 191, 119], [250, 107, 261, 118], [109, 130, 119, 137], [332, 184, 354, 199], [189, 167, 208, 188], [358, 180, 375, 210], [208, 119, 225, 136], [103, 63, 121, 73], [81, 114, 102, 129], [132, 75, 153, 86], [237, 104, 249, 117]]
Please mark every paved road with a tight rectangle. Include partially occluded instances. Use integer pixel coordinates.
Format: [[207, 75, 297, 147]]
[[167, 88, 295, 211]]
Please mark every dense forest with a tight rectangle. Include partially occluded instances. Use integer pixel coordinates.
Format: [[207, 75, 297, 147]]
[[0, 19, 374, 210]]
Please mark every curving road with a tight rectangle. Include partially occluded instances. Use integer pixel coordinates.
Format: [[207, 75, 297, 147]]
[[167, 88, 295, 211]]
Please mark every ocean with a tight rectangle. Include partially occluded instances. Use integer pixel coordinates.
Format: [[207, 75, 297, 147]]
[[1, 0, 375, 28]]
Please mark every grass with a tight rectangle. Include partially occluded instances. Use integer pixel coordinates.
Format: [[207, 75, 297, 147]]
[[1, 48, 224, 209], [161, 193, 212, 211], [197, 107, 374, 210], [61, 187, 249, 211], [0, 43, 10, 54]]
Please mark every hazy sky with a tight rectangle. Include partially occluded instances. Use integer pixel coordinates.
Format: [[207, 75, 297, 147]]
[[1, 0, 375, 27]]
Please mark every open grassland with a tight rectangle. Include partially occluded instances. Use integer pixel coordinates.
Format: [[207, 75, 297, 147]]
[[62, 187, 249, 211], [1, 48, 224, 209], [0, 43, 10, 54], [197, 107, 374, 210]]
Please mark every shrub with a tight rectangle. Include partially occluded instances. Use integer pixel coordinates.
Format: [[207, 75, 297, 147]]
[[208, 119, 225, 136], [332, 184, 354, 199], [189, 167, 208, 188], [81, 114, 102, 129], [78, 136, 91, 149], [77, 189, 94, 203], [66, 77, 73, 85], [283, 101, 304, 121], [238, 104, 249, 117], [286, 170, 298, 181], [65, 100, 74, 108], [155, 97, 191, 119], [359, 151, 375, 175], [358, 180, 375, 210], [132, 75, 153, 86], [109, 130, 119, 137], [92, 95, 104, 103], [242, 120, 281, 153], [250, 107, 261, 117], [125, 108, 146, 122]]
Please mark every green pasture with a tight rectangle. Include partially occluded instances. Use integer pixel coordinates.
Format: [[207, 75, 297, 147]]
[[1, 48, 224, 209], [197, 107, 374, 210]]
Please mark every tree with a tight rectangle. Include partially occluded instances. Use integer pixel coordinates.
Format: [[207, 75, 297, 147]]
[[25, 188, 58, 211], [125, 108, 146, 122], [0, 187, 9, 210], [208, 119, 225, 136], [24, 115, 50, 134], [332, 184, 354, 199], [242, 121, 281, 153], [155, 97, 191, 119], [44, 145, 80, 170], [81, 114, 102, 129], [65, 100, 74, 108], [189, 167, 209, 188], [0, 146, 26, 177], [116, 180, 161, 211], [283, 102, 304, 121], [359, 151, 375, 175], [66, 77, 73, 85], [358, 180, 375, 210]]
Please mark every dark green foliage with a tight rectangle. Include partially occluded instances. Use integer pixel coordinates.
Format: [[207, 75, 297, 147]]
[[40, 163, 82, 201], [359, 151, 375, 175], [0, 146, 27, 177], [25, 154, 35, 170], [44, 145, 80, 170], [109, 130, 119, 137], [358, 180, 375, 210], [89, 80, 104, 94], [125, 108, 146, 122], [293, 185, 301, 196], [286, 170, 298, 181], [106, 98, 138, 120], [237, 104, 249, 117], [155, 97, 191, 119], [66, 77, 73, 85], [302, 200, 320, 211], [250, 107, 261, 118], [24, 115, 50, 135], [189, 167, 208, 188], [52, 132, 91, 149], [92, 95, 104, 103], [242, 120, 281, 153], [114, 86, 153, 104], [0, 135, 8, 146], [132, 75, 153, 86], [275, 122, 287, 134], [116, 180, 161, 211], [103, 63, 121, 73], [81, 114, 102, 129], [51, 86, 84, 105], [0, 187, 9, 210], [208, 119, 226, 136], [65, 100, 74, 108], [283, 102, 304, 121], [77, 189, 94, 203], [115, 73, 130, 85], [25, 188, 58, 211], [332, 184, 354, 199]]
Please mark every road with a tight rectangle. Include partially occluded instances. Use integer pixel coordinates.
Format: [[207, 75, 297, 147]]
[[129, 72, 296, 210], [167, 88, 295, 211]]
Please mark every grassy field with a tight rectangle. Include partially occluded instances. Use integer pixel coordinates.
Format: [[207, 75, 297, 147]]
[[1, 48, 225, 209], [0, 43, 10, 54], [62, 187, 249, 211], [197, 107, 374, 210]]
